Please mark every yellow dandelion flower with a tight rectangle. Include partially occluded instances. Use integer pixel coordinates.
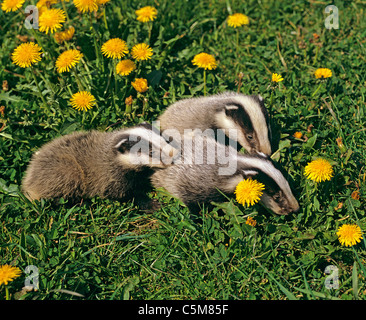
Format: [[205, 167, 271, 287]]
[[70, 91, 96, 111], [55, 49, 83, 73], [96, 0, 110, 4], [192, 53, 217, 70], [337, 224, 363, 247], [38, 8, 66, 34], [135, 6, 157, 23], [235, 179, 265, 207], [73, 0, 98, 13], [1, 0, 25, 12], [131, 78, 148, 93], [11, 42, 42, 68], [54, 26, 75, 43], [131, 43, 153, 61], [304, 158, 333, 182], [0, 265, 21, 286], [101, 38, 129, 59], [37, 5, 48, 16], [116, 59, 136, 76], [272, 73, 284, 82], [293, 131, 303, 139], [314, 68, 332, 79], [227, 13, 249, 28], [245, 216, 257, 227]]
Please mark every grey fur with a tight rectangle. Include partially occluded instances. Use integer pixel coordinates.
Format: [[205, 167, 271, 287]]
[[22, 124, 178, 204], [158, 92, 272, 156], [151, 134, 299, 215]]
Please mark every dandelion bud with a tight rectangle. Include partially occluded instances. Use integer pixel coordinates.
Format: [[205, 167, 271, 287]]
[[336, 137, 347, 153]]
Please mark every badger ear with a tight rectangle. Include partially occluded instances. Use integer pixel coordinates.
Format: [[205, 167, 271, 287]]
[[257, 95, 264, 102], [241, 169, 259, 178], [114, 138, 129, 153], [224, 105, 239, 111]]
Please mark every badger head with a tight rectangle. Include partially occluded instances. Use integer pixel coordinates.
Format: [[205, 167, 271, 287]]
[[235, 155, 299, 215], [214, 94, 272, 157], [114, 123, 179, 170]]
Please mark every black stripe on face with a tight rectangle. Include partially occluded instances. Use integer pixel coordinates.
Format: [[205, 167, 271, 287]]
[[239, 160, 291, 211], [224, 101, 254, 134], [222, 100, 258, 150], [242, 167, 281, 197], [114, 133, 133, 154]]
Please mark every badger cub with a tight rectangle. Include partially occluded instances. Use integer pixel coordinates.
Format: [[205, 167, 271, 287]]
[[158, 92, 272, 156], [22, 123, 178, 206], [151, 134, 299, 215]]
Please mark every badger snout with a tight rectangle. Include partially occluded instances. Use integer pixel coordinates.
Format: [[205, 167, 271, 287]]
[[279, 202, 300, 216]]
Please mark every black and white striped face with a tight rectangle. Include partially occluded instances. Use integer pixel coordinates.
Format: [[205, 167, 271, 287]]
[[237, 156, 299, 215], [114, 123, 178, 169], [214, 94, 272, 157]]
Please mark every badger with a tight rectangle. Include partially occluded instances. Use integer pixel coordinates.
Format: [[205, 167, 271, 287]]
[[151, 133, 299, 215], [158, 92, 272, 156], [22, 123, 179, 207]]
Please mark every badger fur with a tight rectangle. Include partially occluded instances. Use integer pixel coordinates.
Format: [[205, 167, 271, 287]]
[[158, 92, 272, 156], [22, 123, 178, 206], [151, 133, 299, 215]]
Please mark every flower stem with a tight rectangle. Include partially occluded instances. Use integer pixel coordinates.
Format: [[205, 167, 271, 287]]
[[30, 68, 48, 111], [147, 22, 152, 44], [269, 88, 274, 122], [236, 29, 239, 55], [312, 82, 323, 97], [113, 60, 120, 114], [88, 14, 104, 72], [203, 69, 207, 96], [81, 109, 86, 125], [5, 286, 10, 300], [114, 59, 118, 95], [102, 6, 108, 30], [125, 103, 132, 115], [72, 68, 85, 91], [61, 0, 71, 23]]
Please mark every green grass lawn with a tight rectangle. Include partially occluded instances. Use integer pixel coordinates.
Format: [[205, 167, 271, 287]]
[[1, 0, 366, 300]]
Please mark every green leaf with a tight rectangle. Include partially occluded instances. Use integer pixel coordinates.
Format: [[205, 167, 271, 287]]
[[59, 121, 81, 135], [303, 134, 317, 151], [0, 92, 27, 104], [0, 178, 19, 196], [122, 276, 140, 300], [146, 70, 163, 87]]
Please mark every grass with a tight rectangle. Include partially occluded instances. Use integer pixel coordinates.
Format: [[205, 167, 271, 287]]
[[0, 0, 366, 300]]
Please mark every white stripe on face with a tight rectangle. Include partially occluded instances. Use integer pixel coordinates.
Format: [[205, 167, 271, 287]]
[[214, 110, 252, 152]]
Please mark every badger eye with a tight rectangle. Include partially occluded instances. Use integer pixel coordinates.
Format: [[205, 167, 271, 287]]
[[247, 134, 253, 140]]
